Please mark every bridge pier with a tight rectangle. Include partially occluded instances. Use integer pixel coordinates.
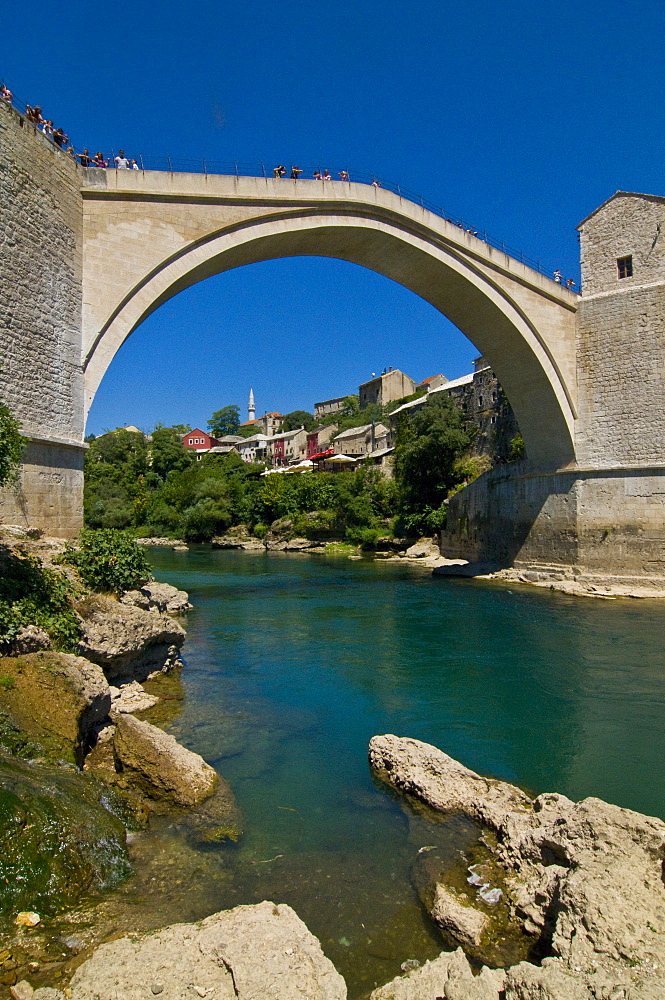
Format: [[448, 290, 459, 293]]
[[441, 464, 665, 586]]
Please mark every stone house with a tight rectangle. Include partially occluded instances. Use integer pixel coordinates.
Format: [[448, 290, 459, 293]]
[[239, 412, 283, 436], [306, 423, 338, 458], [388, 357, 519, 462], [333, 422, 390, 458], [268, 427, 308, 466], [358, 369, 416, 409], [237, 433, 269, 463], [182, 428, 221, 455], [314, 396, 347, 420]]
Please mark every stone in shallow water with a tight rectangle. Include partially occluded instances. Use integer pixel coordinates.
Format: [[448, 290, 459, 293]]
[[69, 901, 347, 1000]]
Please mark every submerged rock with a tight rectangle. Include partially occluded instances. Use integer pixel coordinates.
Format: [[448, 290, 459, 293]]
[[113, 715, 218, 809], [0, 753, 129, 918], [369, 734, 665, 999], [68, 900, 347, 1000], [77, 596, 185, 682], [0, 652, 110, 765]]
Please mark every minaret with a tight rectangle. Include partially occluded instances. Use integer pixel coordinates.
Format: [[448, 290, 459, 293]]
[[248, 388, 256, 422]]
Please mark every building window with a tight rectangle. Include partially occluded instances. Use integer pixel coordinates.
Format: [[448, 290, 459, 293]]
[[617, 255, 633, 279]]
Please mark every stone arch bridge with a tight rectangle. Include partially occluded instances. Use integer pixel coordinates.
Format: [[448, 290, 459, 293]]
[[1, 103, 664, 584]]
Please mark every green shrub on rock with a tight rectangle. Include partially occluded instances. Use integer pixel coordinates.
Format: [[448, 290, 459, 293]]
[[62, 529, 152, 594], [0, 547, 80, 652]]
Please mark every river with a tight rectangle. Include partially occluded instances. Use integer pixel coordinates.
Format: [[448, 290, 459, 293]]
[[117, 547, 665, 997]]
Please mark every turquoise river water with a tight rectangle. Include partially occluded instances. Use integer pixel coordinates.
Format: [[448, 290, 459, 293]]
[[114, 547, 665, 997]]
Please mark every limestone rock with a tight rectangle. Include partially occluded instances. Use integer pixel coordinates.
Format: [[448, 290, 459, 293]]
[[0, 652, 111, 765], [369, 735, 665, 1000], [109, 680, 159, 717], [503, 959, 588, 999], [11, 625, 51, 655], [114, 714, 218, 808], [405, 537, 440, 559], [77, 596, 185, 681], [120, 582, 192, 614], [370, 947, 474, 999], [368, 734, 532, 836], [69, 900, 347, 1000], [211, 536, 245, 549], [284, 537, 318, 551], [430, 884, 488, 948]]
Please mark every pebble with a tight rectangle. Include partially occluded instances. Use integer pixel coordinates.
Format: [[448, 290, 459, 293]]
[[15, 912, 41, 927], [192, 988, 206, 997], [400, 959, 421, 972], [150, 985, 164, 995]]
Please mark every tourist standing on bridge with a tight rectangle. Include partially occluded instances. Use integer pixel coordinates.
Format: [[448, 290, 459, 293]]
[[273, 164, 286, 178], [338, 170, 349, 181], [114, 150, 130, 169], [79, 149, 92, 167], [322, 169, 332, 181], [130, 159, 139, 170], [93, 151, 108, 168], [0, 84, 12, 105], [553, 269, 562, 283], [290, 165, 302, 179], [40, 119, 53, 138], [26, 105, 43, 124], [313, 169, 322, 180]]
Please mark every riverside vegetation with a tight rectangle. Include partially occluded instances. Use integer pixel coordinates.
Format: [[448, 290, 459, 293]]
[[83, 394, 487, 545]]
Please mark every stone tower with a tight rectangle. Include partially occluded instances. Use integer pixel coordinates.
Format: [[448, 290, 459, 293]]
[[248, 388, 256, 422]]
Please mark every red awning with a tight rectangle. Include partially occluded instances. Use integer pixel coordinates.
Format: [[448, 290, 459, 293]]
[[309, 448, 335, 460]]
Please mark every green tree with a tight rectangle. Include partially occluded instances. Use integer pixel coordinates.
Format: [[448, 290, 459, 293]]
[[0, 401, 25, 487], [393, 395, 473, 533], [282, 410, 316, 432], [208, 405, 240, 437], [150, 426, 194, 480]]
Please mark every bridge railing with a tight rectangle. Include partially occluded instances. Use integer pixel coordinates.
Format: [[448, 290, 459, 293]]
[[1, 85, 577, 288]]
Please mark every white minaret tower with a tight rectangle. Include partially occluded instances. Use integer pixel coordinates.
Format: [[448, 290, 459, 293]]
[[248, 388, 256, 422]]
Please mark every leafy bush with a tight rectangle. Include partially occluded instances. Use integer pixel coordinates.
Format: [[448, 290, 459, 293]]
[[181, 499, 232, 542], [61, 530, 152, 594], [0, 402, 25, 487], [345, 526, 382, 550], [0, 547, 80, 651], [509, 434, 525, 461]]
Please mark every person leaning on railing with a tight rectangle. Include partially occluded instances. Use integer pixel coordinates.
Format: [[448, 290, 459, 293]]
[[0, 83, 12, 105]]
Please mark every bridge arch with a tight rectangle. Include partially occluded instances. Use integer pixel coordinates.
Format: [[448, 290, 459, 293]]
[[82, 178, 578, 470]]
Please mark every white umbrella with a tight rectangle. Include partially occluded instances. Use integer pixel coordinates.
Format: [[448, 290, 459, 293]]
[[326, 453, 357, 464]]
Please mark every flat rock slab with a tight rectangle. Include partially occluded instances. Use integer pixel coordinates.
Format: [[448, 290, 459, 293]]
[[69, 900, 347, 1000], [114, 714, 218, 808]]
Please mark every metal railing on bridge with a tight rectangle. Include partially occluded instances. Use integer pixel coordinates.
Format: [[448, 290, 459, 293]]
[[1, 83, 578, 288]]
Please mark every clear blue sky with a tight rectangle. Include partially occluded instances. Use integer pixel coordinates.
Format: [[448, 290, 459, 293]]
[[4, 2, 664, 434]]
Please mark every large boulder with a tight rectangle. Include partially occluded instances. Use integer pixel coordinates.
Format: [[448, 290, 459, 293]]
[[120, 582, 192, 615], [369, 735, 665, 1000], [368, 734, 532, 837], [68, 900, 347, 1000], [404, 537, 440, 559], [0, 652, 110, 765], [113, 714, 218, 808], [77, 596, 185, 681]]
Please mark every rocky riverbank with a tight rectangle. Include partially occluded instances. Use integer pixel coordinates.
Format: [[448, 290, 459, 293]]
[[368, 734, 665, 999]]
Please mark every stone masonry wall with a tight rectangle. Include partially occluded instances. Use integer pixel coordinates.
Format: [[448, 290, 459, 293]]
[[577, 193, 665, 468], [0, 102, 84, 533]]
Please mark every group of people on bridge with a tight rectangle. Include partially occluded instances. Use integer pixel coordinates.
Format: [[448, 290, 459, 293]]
[[272, 165, 376, 184]]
